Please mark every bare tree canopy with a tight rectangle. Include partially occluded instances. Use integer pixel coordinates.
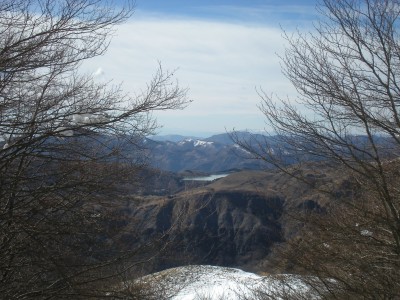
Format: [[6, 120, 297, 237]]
[[0, 0, 188, 298], [234, 0, 400, 298]]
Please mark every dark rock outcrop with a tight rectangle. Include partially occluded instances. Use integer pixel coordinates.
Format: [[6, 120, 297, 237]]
[[109, 167, 357, 274], [131, 189, 284, 271]]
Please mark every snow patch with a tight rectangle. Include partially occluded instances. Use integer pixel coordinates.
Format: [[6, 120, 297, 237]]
[[233, 144, 251, 154], [194, 140, 213, 147], [178, 138, 193, 145], [178, 139, 214, 147], [133, 265, 320, 300], [360, 229, 373, 237]]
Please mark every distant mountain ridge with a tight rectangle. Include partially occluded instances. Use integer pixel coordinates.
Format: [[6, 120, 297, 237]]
[[147, 132, 266, 173], [149, 134, 199, 143], [147, 132, 397, 173], [151, 131, 266, 145]]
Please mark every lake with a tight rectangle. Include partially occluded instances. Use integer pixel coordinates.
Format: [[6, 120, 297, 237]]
[[182, 174, 229, 182]]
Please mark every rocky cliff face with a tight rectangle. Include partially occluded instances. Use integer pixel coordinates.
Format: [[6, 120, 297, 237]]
[[131, 189, 284, 271], [109, 166, 356, 274]]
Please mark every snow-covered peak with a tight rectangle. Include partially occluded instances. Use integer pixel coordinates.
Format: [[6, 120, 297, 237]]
[[169, 266, 263, 300], [178, 138, 193, 145], [178, 139, 214, 147], [132, 265, 320, 300]]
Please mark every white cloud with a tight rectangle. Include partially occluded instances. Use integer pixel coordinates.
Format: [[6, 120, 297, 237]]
[[83, 17, 300, 135], [92, 67, 104, 77]]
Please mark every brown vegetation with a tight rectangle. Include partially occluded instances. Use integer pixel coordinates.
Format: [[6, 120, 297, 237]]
[[234, 0, 400, 298], [0, 0, 188, 298]]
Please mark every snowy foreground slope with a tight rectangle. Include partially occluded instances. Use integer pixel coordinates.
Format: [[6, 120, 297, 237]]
[[134, 265, 320, 300]]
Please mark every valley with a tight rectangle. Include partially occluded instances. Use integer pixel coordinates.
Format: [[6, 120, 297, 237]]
[[113, 147, 353, 275], [101, 150, 354, 298], [72, 131, 365, 299]]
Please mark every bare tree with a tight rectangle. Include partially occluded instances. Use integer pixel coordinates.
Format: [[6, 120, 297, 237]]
[[0, 0, 189, 298], [234, 0, 400, 298]]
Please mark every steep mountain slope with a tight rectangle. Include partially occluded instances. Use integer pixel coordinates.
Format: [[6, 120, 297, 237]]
[[131, 184, 284, 270], [117, 164, 354, 274]]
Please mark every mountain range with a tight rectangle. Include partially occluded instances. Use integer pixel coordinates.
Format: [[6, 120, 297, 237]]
[[146, 132, 397, 173], [147, 132, 272, 173]]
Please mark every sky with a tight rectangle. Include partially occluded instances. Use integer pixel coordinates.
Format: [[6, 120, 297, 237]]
[[85, 0, 319, 137]]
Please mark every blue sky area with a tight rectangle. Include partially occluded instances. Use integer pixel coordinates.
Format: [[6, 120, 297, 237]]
[[135, 0, 318, 23], [87, 0, 319, 137]]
